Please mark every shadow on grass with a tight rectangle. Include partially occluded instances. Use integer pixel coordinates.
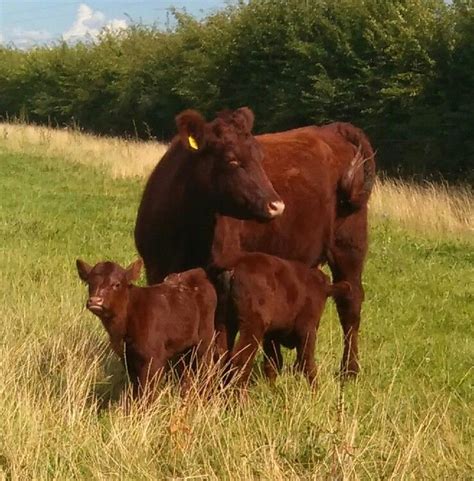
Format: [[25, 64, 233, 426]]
[[91, 356, 128, 412]]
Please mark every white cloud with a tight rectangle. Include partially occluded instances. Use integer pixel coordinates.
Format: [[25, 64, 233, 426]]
[[5, 28, 52, 49], [104, 18, 128, 33], [0, 3, 126, 49], [63, 4, 127, 42]]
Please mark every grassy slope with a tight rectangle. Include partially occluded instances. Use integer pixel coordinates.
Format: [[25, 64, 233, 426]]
[[0, 148, 472, 480]]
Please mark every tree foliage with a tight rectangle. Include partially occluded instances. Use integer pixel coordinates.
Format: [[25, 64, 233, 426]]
[[0, 0, 472, 181]]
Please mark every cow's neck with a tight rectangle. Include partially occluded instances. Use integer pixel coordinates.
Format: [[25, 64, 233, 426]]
[[182, 174, 217, 269], [164, 149, 217, 272]]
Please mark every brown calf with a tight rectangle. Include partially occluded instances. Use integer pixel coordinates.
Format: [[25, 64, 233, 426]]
[[76, 259, 217, 398], [225, 253, 350, 387]]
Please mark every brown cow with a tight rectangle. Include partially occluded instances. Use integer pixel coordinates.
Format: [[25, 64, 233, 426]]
[[134, 107, 285, 285], [135, 110, 375, 378], [76, 259, 217, 399], [224, 253, 351, 388]]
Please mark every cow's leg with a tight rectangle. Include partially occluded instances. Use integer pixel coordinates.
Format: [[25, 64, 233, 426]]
[[262, 338, 283, 384], [219, 321, 238, 386], [211, 271, 235, 362], [212, 271, 239, 387], [329, 210, 368, 379]]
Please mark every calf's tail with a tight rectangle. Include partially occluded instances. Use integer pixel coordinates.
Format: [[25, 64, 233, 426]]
[[327, 280, 352, 300]]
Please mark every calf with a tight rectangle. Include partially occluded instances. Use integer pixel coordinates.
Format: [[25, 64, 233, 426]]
[[76, 259, 217, 399], [225, 253, 351, 387]]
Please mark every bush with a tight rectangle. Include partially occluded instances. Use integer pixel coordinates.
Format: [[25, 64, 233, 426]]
[[0, 0, 472, 181]]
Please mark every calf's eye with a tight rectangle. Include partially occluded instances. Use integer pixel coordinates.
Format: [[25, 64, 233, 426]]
[[112, 282, 121, 290], [229, 159, 240, 168]]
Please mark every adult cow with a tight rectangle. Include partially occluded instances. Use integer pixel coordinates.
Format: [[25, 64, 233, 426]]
[[135, 107, 285, 284], [135, 107, 375, 377]]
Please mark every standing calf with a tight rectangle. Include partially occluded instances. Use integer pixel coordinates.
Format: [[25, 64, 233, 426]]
[[225, 253, 351, 387], [76, 259, 217, 399]]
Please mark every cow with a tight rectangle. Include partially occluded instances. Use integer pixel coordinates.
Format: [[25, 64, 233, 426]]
[[224, 252, 351, 388], [135, 108, 375, 378], [76, 259, 217, 399], [134, 107, 285, 285]]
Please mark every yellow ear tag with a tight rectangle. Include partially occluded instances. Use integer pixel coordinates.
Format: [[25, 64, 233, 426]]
[[188, 135, 199, 150]]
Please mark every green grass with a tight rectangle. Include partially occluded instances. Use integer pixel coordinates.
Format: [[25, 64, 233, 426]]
[[0, 148, 473, 480]]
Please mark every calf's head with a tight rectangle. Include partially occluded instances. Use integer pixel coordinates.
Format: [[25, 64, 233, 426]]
[[176, 107, 284, 221], [76, 259, 143, 318]]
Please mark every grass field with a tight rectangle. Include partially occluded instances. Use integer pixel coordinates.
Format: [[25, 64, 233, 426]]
[[0, 127, 473, 479], [1, 121, 472, 237]]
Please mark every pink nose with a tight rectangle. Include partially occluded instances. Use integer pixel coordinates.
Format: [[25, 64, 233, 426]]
[[87, 296, 103, 308], [267, 200, 285, 217]]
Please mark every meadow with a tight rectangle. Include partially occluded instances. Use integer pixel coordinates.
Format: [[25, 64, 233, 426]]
[[0, 125, 472, 480]]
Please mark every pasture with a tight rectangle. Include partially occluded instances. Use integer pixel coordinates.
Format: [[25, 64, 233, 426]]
[[0, 126, 472, 480]]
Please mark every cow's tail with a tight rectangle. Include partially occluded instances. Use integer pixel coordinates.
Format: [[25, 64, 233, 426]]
[[337, 123, 376, 211]]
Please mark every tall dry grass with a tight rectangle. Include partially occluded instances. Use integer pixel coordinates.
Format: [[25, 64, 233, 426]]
[[0, 122, 167, 179], [371, 178, 473, 237], [1, 138, 472, 479], [0, 122, 472, 237], [0, 320, 468, 480]]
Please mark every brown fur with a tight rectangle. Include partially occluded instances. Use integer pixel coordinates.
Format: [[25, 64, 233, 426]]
[[225, 253, 351, 387], [76, 259, 217, 399], [136, 112, 376, 377], [212, 122, 375, 377], [134, 107, 284, 285]]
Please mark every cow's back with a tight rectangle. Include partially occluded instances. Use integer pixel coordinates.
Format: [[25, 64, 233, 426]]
[[213, 126, 359, 267]]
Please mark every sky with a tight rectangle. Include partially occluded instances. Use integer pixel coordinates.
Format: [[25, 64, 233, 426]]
[[0, 0, 228, 48]]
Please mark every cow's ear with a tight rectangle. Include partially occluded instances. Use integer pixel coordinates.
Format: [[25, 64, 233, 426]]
[[76, 259, 92, 282], [125, 259, 143, 283], [233, 107, 255, 133], [175, 109, 207, 152]]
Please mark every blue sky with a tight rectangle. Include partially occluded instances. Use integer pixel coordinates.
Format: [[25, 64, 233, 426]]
[[0, 0, 228, 48]]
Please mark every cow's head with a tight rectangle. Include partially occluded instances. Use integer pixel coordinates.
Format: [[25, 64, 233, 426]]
[[76, 259, 142, 320], [175, 107, 284, 221]]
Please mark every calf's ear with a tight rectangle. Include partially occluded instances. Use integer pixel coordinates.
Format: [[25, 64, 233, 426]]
[[175, 109, 207, 152], [126, 259, 143, 283], [76, 259, 92, 282]]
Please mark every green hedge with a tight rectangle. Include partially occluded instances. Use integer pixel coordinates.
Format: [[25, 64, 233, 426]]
[[0, 0, 473, 181]]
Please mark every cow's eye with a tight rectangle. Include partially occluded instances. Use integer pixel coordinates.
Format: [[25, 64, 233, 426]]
[[112, 282, 121, 290]]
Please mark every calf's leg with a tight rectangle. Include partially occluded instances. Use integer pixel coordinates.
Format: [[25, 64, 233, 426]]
[[294, 330, 318, 387], [230, 327, 263, 388], [262, 338, 283, 384], [134, 357, 166, 403]]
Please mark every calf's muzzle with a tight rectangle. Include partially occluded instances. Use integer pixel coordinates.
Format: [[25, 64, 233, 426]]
[[87, 296, 104, 313]]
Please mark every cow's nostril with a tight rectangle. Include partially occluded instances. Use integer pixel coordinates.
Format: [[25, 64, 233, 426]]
[[268, 200, 285, 217], [88, 296, 104, 306]]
